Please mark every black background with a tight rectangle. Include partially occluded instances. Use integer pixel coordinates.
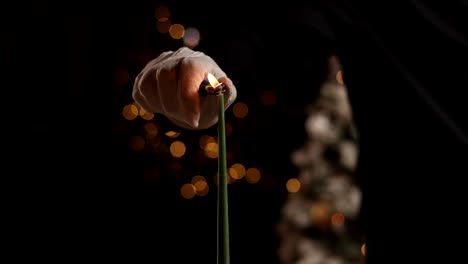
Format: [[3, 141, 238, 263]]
[[2, 1, 332, 263]]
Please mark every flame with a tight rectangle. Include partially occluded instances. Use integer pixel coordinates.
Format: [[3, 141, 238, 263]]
[[207, 73, 219, 88]]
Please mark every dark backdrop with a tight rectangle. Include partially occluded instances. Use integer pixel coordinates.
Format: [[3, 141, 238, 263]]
[[1, 1, 331, 263]]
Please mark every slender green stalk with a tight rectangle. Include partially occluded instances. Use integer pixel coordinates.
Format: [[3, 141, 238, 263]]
[[217, 93, 230, 264]]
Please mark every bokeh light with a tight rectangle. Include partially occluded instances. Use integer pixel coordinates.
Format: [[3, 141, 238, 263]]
[[204, 141, 218, 158], [232, 102, 248, 118], [154, 5, 170, 21], [165, 131, 180, 138], [309, 201, 330, 225], [331, 212, 346, 226], [144, 122, 158, 138], [245, 167, 261, 183], [180, 183, 196, 199], [183, 27, 201, 48], [169, 24, 185, 39], [260, 90, 277, 106], [286, 178, 301, 193], [169, 140, 186, 158], [122, 104, 139, 120], [229, 163, 246, 180], [129, 136, 145, 151], [156, 19, 171, 33], [139, 107, 154, 120]]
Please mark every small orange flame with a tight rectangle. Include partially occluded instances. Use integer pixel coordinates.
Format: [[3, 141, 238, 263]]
[[207, 73, 220, 88]]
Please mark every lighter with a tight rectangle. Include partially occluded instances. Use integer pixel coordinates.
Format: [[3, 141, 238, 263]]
[[199, 73, 226, 96]]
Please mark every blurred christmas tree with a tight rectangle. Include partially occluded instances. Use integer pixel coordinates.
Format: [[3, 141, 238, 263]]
[[276, 56, 365, 264]]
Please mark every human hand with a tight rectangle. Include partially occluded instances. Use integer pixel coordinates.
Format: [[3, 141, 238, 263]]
[[132, 47, 237, 130]]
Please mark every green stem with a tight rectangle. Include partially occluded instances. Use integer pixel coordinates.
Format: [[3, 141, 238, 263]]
[[217, 93, 230, 264]]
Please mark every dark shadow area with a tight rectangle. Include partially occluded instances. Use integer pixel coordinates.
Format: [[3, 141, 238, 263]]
[[2, 1, 328, 263]]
